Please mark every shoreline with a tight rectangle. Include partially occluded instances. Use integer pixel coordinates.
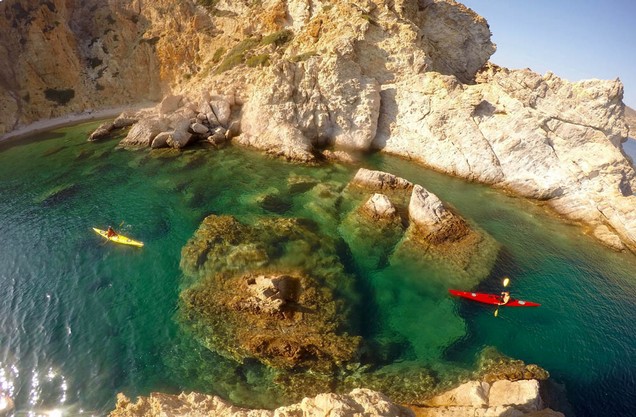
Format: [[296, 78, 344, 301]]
[[0, 102, 155, 144]]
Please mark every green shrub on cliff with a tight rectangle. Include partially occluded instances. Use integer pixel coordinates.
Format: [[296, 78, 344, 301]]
[[215, 37, 260, 73], [212, 46, 226, 63], [44, 88, 75, 106], [262, 29, 293, 47], [246, 54, 270, 68], [197, 0, 218, 10]]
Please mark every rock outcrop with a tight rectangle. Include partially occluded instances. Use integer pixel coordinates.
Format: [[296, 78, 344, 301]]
[[343, 168, 500, 287], [110, 389, 412, 417], [412, 380, 564, 417], [109, 382, 564, 417]]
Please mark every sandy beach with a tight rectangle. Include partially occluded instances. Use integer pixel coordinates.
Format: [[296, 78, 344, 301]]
[[0, 103, 155, 144]]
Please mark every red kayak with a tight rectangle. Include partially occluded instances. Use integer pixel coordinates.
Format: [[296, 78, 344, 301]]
[[449, 289, 540, 307]]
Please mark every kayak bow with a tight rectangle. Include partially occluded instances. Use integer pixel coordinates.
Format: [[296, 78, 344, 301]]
[[449, 289, 540, 307], [92, 227, 144, 248]]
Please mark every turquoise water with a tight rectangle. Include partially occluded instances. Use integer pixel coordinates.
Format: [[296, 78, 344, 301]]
[[0, 123, 634, 416]]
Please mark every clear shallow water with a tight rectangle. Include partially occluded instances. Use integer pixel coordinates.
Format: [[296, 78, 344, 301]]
[[0, 123, 634, 416]]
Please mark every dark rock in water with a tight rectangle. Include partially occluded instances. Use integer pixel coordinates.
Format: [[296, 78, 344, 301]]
[[287, 173, 318, 194], [179, 215, 362, 373], [257, 192, 292, 214], [35, 183, 80, 206], [42, 145, 67, 156]]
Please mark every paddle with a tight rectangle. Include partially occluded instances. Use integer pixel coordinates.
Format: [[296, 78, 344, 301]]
[[494, 277, 510, 317]]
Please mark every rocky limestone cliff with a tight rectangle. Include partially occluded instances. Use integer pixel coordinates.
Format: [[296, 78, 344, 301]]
[[0, 0, 214, 133]]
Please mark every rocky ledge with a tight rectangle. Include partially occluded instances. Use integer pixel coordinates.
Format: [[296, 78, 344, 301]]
[[110, 381, 564, 417]]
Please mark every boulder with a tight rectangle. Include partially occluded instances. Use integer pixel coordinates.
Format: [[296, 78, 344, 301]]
[[88, 122, 114, 141], [159, 94, 183, 115], [207, 128, 227, 147], [361, 193, 400, 222], [391, 184, 500, 287], [489, 380, 542, 413], [120, 118, 170, 147], [210, 96, 231, 126], [151, 131, 171, 149], [190, 122, 209, 135], [348, 168, 414, 193], [408, 185, 468, 243], [112, 113, 138, 129], [166, 129, 193, 149], [423, 381, 489, 408]]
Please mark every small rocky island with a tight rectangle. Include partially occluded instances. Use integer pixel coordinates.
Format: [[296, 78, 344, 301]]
[[0, 0, 629, 415]]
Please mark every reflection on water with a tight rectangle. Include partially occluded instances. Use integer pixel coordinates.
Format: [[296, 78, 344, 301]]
[[0, 122, 634, 416]]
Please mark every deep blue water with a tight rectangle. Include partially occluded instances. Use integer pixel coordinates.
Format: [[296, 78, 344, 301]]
[[0, 123, 634, 416]]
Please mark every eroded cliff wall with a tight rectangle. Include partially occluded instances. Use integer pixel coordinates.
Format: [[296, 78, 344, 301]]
[[0, 0, 216, 133]]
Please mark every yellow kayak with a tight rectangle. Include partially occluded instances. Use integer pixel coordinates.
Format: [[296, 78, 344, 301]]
[[92, 227, 144, 247]]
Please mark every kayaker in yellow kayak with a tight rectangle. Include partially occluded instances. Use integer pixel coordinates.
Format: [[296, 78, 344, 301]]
[[107, 226, 117, 238]]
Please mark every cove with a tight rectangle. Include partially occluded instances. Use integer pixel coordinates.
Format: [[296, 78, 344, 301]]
[[0, 122, 634, 416]]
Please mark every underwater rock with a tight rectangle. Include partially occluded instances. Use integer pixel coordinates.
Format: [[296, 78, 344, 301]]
[[287, 173, 318, 194], [179, 215, 361, 372], [256, 191, 292, 214], [339, 193, 404, 270]]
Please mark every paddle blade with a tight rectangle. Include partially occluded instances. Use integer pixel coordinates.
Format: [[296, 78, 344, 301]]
[[503, 277, 510, 287], [494, 308, 499, 317]]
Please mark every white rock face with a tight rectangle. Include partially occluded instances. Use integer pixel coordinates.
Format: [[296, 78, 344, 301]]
[[239, 56, 381, 158], [376, 68, 636, 252], [489, 380, 542, 413]]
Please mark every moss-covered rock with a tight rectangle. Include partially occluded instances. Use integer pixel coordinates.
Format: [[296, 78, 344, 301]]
[[179, 215, 362, 373]]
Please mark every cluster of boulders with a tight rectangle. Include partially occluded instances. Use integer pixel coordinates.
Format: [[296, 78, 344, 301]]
[[89, 93, 241, 149]]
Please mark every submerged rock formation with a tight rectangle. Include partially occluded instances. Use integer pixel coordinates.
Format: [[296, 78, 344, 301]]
[[179, 215, 361, 373]]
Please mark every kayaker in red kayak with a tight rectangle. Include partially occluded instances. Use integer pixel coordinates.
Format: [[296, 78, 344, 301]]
[[499, 291, 511, 305], [107, 226, 117, 238]]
